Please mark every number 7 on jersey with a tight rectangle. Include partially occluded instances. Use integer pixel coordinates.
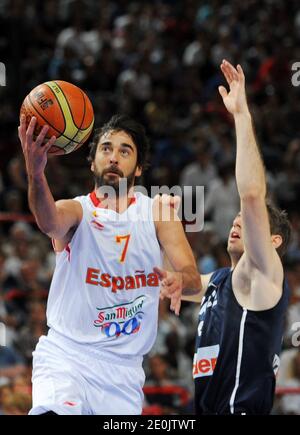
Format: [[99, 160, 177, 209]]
[[116, 234, 131, 263]]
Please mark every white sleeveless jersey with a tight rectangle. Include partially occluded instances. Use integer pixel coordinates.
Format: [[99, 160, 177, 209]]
[[46, 191, 162, 360]]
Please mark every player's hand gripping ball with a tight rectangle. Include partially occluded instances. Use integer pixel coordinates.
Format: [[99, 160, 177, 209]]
[[20, 80, 94, 155]]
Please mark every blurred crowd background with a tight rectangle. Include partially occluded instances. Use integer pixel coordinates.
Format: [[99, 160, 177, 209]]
[[0, 0, 300, 415]]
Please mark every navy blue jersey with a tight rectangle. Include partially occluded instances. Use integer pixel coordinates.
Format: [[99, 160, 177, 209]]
[[194, 267, 290, 415]]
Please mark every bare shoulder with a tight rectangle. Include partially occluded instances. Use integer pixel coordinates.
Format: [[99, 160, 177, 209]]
[[55, 198, 83, 217], [232, 253, 284, 311]]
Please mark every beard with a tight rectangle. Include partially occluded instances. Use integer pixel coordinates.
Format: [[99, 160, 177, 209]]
[[93, 165, 136, 197]]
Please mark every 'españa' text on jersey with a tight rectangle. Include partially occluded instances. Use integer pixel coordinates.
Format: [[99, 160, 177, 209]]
[[46, 191, 162, 361]]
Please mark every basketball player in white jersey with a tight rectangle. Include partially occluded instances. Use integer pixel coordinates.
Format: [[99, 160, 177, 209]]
[[18, 113, 201, 415]]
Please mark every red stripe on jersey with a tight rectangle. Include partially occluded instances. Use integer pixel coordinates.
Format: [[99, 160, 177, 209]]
[[89, 191, 136, 208], [65, 244, 71, 261]]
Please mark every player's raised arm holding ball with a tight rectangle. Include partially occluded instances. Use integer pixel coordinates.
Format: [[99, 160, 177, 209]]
[[18, 115, 83, 246], [19, 81, 94, 248]]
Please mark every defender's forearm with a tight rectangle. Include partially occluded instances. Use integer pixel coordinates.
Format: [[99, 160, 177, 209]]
[[28, 173, 59, 235], [234, 112, 266, 199]]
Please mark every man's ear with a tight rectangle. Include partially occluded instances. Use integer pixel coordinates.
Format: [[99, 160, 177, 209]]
[[271, 234, 283, 249], [135, 166, 142, 177], [91, 162, 95, 172]]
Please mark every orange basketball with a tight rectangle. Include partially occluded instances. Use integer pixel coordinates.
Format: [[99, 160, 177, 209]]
[[20, 80, 94, 155]]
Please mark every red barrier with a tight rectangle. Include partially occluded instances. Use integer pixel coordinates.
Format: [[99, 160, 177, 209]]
[[275, 387, 300, 396], [0, 213, 35, 223]]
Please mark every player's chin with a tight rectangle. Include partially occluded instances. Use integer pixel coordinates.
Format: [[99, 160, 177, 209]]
[[104, 173, 120, 181], [103, 175, 120, 186], [227, 241, 243, 255]]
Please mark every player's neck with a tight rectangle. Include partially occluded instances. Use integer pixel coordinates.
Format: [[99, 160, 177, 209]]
[[106, 195, 132, 213], [230, 253, 242, 269], [94, 186, 135, 213]]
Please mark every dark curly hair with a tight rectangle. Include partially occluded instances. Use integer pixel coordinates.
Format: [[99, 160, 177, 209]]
[[266, 200, 291, 257], [87, 114, 150, 173]]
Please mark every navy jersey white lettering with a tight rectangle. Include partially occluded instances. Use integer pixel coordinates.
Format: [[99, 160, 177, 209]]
[[194, 267, 290, 415]]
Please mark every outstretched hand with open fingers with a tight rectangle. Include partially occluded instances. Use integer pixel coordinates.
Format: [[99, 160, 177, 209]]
[[154, 266, 183, 316], [18, 115, 56, 177], [219, 60, 249, 116]]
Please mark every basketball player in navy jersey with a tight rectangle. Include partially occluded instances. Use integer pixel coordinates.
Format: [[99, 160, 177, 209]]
[[160, 60, 291, 415]]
